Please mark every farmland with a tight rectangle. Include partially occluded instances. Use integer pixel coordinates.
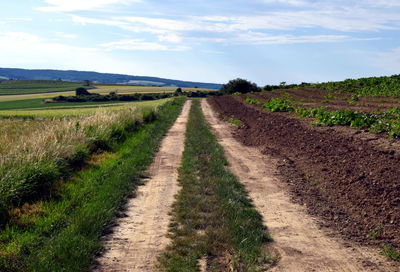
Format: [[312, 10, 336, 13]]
[[1, 74, 400, 271], [208, 77, 400, 264], [0, 80, 87, 95]]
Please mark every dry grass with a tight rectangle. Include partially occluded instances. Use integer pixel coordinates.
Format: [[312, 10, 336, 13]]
[[0, 100, 168, 179]]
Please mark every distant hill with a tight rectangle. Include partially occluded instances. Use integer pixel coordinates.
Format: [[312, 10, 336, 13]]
[[0, 68, 222, 89]]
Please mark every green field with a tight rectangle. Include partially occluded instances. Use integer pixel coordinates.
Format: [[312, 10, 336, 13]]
[[0, 97, 146, 112], [0, 80, 87, 95], [0, 99, 170, 118]]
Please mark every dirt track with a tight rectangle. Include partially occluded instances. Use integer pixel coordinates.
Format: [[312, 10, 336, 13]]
[[202, 99, 398, 272], [93, 100, 191, 272]]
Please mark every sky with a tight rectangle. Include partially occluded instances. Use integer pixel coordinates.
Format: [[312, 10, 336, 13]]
[[0, 0, 400, 85]]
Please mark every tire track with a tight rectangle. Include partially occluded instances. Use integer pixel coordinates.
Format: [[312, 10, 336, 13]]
[[93, 100, 191, 272]]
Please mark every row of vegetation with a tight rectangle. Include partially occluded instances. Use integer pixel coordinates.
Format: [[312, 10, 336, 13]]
[[0, 98, 185, 272], [221, 74, 400, 98], [0, 99, 175, 226], [158, 100, 271, 271], [310, 74, 400, 97], [244, 96, 400, 138], [47, 87, 224, 104]]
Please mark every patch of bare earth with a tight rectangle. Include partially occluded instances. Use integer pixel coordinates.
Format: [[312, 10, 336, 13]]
[[93, 100, 191, 272], [201, 99, 398, 272]]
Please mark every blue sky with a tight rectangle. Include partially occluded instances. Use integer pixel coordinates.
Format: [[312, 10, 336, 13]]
[[0, 0, 400, 85]]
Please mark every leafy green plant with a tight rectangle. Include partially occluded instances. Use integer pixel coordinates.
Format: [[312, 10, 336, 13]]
[[263, 98, 293, 112], [244, 97, 262, 105]]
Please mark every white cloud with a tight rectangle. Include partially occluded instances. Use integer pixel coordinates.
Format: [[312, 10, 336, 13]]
[[261, 0, 309, 6], [55, 32, 77, 39], [101, 39, 189, 51], [235, 32, 353, 44], [37, 0, 141, 12], [158, 33, 182, 43]]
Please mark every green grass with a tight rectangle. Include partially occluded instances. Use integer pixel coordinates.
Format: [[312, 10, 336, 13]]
[[0, 80, 86, 95], [0, 98, 185, 272], [158, 100, 271, 272], [0, 97, 132, 111]]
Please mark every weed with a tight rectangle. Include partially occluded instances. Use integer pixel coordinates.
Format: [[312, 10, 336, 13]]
[[368, 224, 384, 240], [380, 245, 400, 262], [228, 118, 243, 126]]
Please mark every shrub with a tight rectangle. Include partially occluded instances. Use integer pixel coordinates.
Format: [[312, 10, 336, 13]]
[[221, 78, 260, 94]]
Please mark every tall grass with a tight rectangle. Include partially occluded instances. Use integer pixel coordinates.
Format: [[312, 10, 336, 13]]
[[0, 98, 186, 272], [0, 100, 168, 223]]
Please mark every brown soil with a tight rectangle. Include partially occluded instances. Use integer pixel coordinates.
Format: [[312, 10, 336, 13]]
[[208, 95, 400, 252], [93, 101, 191, 272], [202, 99, 398, 271]]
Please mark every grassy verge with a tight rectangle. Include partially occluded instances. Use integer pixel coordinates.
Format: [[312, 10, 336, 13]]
[[0, 99, 174, 221], [158, 100, 271, 272], [0, 98, 185, 272]]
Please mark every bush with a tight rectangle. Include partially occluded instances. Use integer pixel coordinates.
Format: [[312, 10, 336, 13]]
[[221, 78, 260, 94]]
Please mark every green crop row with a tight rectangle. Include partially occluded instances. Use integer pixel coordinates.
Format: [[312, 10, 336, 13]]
[[310, 74, 400, 97], [244, 95, 400, 138], [296, 107, 400, 138]]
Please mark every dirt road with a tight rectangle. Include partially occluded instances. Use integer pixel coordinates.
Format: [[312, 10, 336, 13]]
[[93, 100, 191, 272], [201, 99, 397, 272]]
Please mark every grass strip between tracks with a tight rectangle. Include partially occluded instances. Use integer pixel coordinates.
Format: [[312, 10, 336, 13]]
[[158, 99, 271, 272], [0, 98, 185, 272]]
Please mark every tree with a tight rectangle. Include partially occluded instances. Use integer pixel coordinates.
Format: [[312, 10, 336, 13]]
[[75, 87, 92, 96], [83, 80, 92, 87], [220, 78, 260, 94]]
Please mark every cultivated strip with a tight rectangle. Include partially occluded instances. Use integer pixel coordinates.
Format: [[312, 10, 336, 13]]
[[201, 99, 398, 272], [94, 100, 191, 272]]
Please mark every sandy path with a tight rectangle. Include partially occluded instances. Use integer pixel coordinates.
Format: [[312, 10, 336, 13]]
[[201, 99, 397, 272], [94, 100, 191, 272]]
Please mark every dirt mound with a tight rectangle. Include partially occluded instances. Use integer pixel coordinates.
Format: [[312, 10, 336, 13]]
[[209, 95, 400, 249]]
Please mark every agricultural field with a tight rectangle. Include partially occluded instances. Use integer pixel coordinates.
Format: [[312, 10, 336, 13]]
[[208, 79, 400, 264], [0, 81, 215, 109], [94, 85, 214, 94], [1, 74, 400, 272], [0, 80, 87, 95]]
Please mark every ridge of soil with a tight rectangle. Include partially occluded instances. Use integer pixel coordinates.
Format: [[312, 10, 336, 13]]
[[93, 100, 191, 272], [202, 99, 398, 272], [208, 95, 400, 251]]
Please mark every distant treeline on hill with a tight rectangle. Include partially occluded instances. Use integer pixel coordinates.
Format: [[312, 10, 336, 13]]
[[0, 68, 222, 89]]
